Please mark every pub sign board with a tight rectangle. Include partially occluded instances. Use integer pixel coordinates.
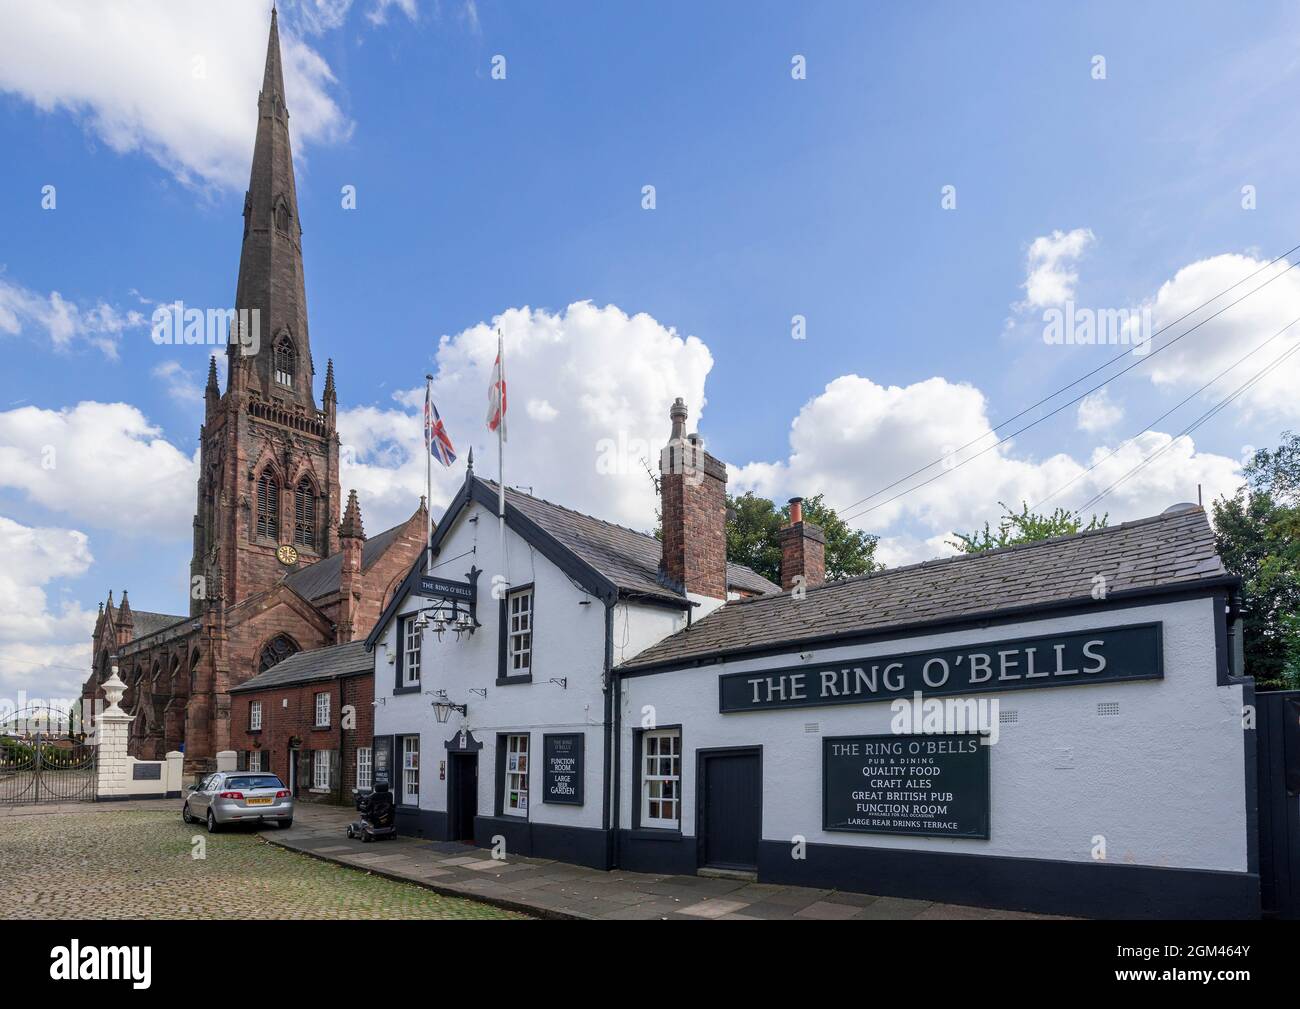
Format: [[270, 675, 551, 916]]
[[719, 623, 1162, 713], [823, 733, 990, 839], [419, 575, 475, 603], [542, 733, 584, 805]]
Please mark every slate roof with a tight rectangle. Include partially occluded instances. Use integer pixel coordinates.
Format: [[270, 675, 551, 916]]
[[487, 480, 779, 601], [131, 611, 188, 640], [229, 640, 372, 693], [619, 505, 1231, 672], [283, 521, 409, 601]]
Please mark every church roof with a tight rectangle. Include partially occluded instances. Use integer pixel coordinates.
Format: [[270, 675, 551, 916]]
[[618, 505, 1233, 673], [230, 640, 372, 693], [282, 520, 412, 601], [131, 610, 189, 640]]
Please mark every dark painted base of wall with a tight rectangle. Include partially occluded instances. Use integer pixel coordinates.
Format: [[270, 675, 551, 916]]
[[757, 840, 1261, 920], [395, 806, 447, 840], [473, 816, 611, 870], [97, 791, 182, 801], [618, 829, 697, 876], [394, 815, 1258, 918]]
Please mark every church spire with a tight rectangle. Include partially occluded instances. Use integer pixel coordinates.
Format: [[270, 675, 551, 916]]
[[230, 6, 314, 410]]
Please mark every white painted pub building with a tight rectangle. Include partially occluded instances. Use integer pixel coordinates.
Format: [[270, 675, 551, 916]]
[[366, 399, 1258, 919]]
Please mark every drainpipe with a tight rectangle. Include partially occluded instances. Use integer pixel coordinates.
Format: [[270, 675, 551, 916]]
[[601, 601, 614, 866], [338, 678, 346, 805]]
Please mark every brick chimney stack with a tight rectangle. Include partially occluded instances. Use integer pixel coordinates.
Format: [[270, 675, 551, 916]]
[[778, 497, 825, 591], [659, 397, 729, 601]]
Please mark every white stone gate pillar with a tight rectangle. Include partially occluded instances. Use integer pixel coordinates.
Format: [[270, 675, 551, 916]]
[[95, 669, 134, 800]]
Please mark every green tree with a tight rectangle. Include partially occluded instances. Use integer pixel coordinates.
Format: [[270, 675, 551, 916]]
[[725, 492, 881, 584], [1212, 432, 1300, 690], [949, 501, 1108, 554]]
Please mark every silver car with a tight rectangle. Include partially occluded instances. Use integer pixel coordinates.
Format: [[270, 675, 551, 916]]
[[182, 772, 294, 832]]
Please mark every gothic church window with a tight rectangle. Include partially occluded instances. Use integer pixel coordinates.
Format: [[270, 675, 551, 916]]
[[259, 635, 299, 673], [256, 471, 279, 539], [274, 197, 290, 233], [294, 478, 316, 549], [274, 334, 295, 387]]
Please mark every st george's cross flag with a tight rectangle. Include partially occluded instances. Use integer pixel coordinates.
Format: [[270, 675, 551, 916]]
[[486, 334, 507, 441], [424, 384, 457, 467]]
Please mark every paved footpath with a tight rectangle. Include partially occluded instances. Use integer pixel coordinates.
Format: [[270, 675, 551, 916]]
[[268, 803, 1061, 920], [0, 800, 524, 920]]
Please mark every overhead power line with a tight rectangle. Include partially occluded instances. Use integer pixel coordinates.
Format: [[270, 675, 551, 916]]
[[1032, 313, 1300, 512], [1072, 340, 1300, 515], [834, 244, 1300, 523]]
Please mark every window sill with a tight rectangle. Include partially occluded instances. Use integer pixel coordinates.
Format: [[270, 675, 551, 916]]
[[311, 725, 331, 732], [246, 729, 262, 735], [308, 787, 331, 794], [495, 674, 533, 686], [393, 685, 421, 695], [627, 827, 682, 841]]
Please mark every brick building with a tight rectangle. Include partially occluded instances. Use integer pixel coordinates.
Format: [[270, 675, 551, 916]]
[[80, 10, 425, 775], [229, 640, 374, 803]]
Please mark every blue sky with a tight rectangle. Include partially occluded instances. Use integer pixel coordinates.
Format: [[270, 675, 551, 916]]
[[3, 0, 1299, 698]]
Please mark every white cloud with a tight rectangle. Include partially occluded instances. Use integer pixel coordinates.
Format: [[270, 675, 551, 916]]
[[526, 398, 558, 422], [152, 360, 202, 404], [0, 515, 96, 701], [1139, 252, 1300, 421], [0, 273, 145, 358], [0, 1, 353, 189], [339, 302, 713, 533], [0, 402, 196, 535], [1020, 228, 1095, 309], [367, 0, 420, 26], [732, 373, 1240, 565], [1076, 389, 1124, 433]]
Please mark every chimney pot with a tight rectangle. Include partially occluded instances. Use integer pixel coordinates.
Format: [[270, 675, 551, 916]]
[[788, 497, 803, 525]]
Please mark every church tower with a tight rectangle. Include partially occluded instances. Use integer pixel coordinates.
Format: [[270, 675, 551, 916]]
[[190, 7, 342, 615]]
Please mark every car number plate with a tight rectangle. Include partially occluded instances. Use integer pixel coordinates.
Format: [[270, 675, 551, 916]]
[[246, 797, 272, 806]]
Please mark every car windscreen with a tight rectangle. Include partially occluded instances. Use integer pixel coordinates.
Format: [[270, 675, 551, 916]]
[[225, 775, 284, 791]]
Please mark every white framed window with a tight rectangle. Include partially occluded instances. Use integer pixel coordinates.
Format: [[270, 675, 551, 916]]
[[641, 729, 681, 829], [313, 749, 332, 790], [402, 736, 419, 805], [314, 691, 330, 728], [403, 617, 421, 686], [503, 733, 529, 817], [249, 701, 262, 731], [356, 747, 372, 791], [248, 749, 263, 772], [507, 588, 533, 676]]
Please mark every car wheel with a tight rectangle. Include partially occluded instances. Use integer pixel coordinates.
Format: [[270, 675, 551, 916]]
[[182, 803, 192, 824], [279, 818, 293, 829], [206, 810, 220, 833]]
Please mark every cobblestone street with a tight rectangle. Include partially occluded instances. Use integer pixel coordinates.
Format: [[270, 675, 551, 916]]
[[0, 801, 527, 920]]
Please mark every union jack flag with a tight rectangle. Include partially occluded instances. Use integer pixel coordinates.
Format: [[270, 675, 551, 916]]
[[425, 385, 457, 467]]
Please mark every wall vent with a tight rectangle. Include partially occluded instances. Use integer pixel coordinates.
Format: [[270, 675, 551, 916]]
[[804, 722, 820, 734], [999, 710, 1019, 724], [1097, 702, 1120, 717]]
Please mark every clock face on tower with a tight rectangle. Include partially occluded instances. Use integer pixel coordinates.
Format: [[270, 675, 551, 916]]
[[275, 544, 299, 567]]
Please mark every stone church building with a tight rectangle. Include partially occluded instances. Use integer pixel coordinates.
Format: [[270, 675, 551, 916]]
[[81, 10, 426, 773]]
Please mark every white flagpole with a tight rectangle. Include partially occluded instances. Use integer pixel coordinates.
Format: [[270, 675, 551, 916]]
[[496, 329, 506, 568], [425, 373, 433, 573]]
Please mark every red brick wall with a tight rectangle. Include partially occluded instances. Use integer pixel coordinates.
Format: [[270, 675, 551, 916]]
[[228, 672, 373, 804], [660, 436, 729, 600], [779, 521, 827, 590]]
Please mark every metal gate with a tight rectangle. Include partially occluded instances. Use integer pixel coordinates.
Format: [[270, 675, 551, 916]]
[[0, 705, 97, 805], [1257, 690, 1300, 919]]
